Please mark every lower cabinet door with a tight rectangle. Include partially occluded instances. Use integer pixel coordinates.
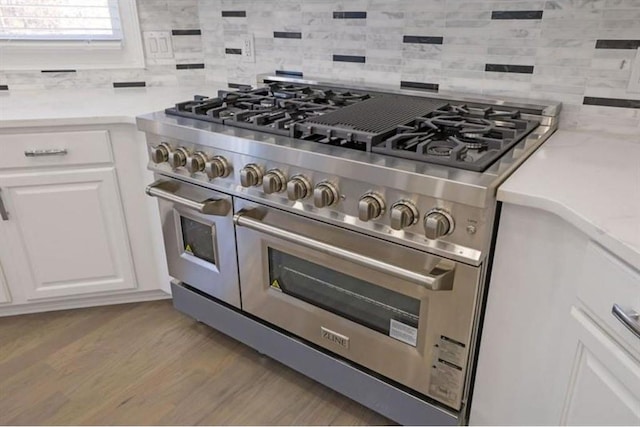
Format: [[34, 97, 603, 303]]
[[562, 307, 640, 425], [0, 168, 136, 300]]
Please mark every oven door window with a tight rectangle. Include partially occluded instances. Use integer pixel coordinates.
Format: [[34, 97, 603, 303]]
[[180, 215, 216, 265], [268, 248, 420, 344]]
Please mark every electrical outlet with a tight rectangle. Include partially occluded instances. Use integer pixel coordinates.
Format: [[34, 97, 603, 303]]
[[627, 47, 640, 93], [143, 31, 174, 59], [242, 34, 255, 63]]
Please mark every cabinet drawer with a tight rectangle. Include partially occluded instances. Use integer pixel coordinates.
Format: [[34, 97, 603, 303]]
[[579, 241, 640, 357], [0, 130, 113, 169]]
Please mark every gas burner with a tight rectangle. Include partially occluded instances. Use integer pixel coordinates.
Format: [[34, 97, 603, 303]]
[[427, 140, 461, 157], [462, 141, 487, 150]]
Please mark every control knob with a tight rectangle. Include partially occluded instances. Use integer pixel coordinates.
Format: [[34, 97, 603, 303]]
[[390, 201, 419, 230], [240, 164, 263, 187], [263, 169, 287, 194], [313, 182, 339, 208], [424, 209, 454, 240], [186, 152, 207, 174], [205, 156, 231, 179], [287, 175, 312, 201], [168, 147, 188, 169], [150, 143, 170, 164], [358, 193, 385, 221]]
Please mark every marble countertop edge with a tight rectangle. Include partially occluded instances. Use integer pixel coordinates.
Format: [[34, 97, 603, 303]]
[[498, 187, 640, 271], [498, 129, 640, 271]]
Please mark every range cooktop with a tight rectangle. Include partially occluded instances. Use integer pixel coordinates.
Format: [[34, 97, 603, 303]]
[[165, 82, 540, 172]]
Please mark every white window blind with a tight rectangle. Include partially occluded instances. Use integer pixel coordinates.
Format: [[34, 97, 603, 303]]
[[0, 0, 122, 41]]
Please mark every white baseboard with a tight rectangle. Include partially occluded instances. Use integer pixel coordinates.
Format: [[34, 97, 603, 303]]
[[0, 289, 171, 317]]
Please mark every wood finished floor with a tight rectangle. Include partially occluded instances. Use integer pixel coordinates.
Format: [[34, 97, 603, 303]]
[[0, 300, 392, 426]]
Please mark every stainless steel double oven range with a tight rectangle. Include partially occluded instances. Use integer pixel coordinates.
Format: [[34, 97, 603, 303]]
[[138, 75, 560, 425]]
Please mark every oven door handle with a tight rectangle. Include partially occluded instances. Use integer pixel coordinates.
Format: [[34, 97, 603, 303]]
[[233, 212, 455, 291], [146, 180, 230, 216]]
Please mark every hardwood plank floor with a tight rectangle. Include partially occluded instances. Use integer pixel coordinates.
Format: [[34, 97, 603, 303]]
[[0, 300, 392, 425]]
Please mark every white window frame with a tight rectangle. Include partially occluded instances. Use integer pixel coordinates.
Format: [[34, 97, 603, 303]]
[[0, 0, 144, 70]]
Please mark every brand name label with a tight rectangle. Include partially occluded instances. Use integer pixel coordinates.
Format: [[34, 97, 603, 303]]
[[320, 327, 349, 349]]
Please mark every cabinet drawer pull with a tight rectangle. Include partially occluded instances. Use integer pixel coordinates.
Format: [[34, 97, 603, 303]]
[[0, 189, 8, 221], [612, 304, 640, 339], [24, 148, 68, 157]]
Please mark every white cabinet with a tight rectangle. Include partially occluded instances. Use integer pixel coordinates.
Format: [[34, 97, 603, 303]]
[[0, 168, 136, 300], [562, 307, 640, 425], [0, 125, 169, 315], [470, 204, 640, 426]]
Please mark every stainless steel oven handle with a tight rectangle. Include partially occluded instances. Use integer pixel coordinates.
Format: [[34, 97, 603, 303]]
[[233, 212, 454, 291], [145, 180, 230, 216], [612, 304, 640, 339]]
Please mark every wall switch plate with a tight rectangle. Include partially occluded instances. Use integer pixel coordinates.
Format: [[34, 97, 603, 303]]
[[143, 31, 174, 59], [242, 34, 255, 63], [627, 47, 640, 93]]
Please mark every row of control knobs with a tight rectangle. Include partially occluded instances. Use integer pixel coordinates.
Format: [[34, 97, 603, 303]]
[[359, 194, 454, 238], [152, 144, 453, 237], [152, 143, 231, 179], [240, 163, 453, 237], [240, 163, 339, 209]]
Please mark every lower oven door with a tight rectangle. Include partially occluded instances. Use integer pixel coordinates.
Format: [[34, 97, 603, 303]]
[[146, 177, 240, 307], [234, 198, 481, 410]]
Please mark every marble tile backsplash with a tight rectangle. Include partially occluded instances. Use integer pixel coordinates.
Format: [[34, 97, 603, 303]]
[[0, 0, 639, 134], [204, 0, 640, 134]]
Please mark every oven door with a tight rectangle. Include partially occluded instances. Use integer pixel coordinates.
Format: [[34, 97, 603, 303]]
[[146, 178, 240, 307], [234, 198, 481, 410]]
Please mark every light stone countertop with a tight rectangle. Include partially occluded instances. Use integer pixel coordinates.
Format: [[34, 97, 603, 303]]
[[498, 129, 640, 271], [0, 85, 227, 128]]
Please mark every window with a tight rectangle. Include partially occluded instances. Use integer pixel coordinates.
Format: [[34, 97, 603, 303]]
[[0, 0, 122, 41], [0, 0, 144, 70]]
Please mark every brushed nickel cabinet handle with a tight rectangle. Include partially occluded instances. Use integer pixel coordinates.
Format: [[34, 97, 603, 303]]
[[145, 180, 230, 216], [0, 189, 8, 221], [612, 304, 640, 339], [24, 148, 68, 157], [233, 211, 455, 291]]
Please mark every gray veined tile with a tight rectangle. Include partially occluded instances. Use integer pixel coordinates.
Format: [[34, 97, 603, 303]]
[[601, 18, 640, 28], [586, 77, 631, 88], [532, 83, 586, 94], [447, 11, 492, 20], [446, 20, 492, 28], [593, 49, 638, 59], [484, 72, 534, 82], [603, 8, 640, 19], [487, 46, 538, 56], [544, 0, 607, 10], [589, 58, 633, 70], [605, 0, 640, 8], [539, 38, 597, 48]]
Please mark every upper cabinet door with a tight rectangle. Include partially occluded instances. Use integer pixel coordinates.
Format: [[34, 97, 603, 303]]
[[0, 168, 136, 300], [561, 307, 640, 425]]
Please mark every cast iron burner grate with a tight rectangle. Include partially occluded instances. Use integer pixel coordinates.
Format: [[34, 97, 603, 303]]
[[164, 83, 372, 135], [164, 82, 541, 172], [369, 105, 540, 172]]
